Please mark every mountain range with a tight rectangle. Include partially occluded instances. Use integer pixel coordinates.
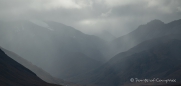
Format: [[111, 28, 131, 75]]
[[0, 20, 107, 79], [108, 19, 181, 59], [71, 35, 181, 86], [0, 18, 181, 86], [65, 19, 181, 86]]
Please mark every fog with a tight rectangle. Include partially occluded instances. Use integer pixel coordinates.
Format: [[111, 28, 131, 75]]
[[0, 20, 107, 78], [0, 0, 181, 83], [0, 0, 181, 37]]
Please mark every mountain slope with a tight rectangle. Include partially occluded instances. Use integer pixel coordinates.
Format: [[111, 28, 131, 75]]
[[6, 47, 100, 84], [97, 30, 116, 42], [1, 47, 61, 84], [109, 19, 181, 58], [44, 52, 102, 80], [70, 35, 181, 86], [0, 20, 105, 79], [1, 48, 84, 86], [0, 47, 60, 86]]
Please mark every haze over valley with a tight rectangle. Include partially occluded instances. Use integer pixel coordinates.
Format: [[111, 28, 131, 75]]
[[0, 0, 181, 86]]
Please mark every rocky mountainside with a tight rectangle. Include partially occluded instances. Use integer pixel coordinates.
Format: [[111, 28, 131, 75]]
[[1, 47, 61, 84], [109, 19, 181, 58], [0, 20, 106, 79], [69, 35, 181, 86], [0, 47, 61, 86]]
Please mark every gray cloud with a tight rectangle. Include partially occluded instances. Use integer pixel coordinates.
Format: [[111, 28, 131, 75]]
[[0, 0, 181, 37]]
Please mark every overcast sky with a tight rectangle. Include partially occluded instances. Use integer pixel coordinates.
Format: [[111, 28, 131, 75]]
[[0, 0, 181, 37]]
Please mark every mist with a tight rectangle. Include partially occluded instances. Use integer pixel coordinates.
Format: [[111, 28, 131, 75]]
[[1, 0, 181, 37], [0, 0, 181, 86]]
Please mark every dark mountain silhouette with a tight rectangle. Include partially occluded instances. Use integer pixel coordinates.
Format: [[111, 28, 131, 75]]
[[0, 20, 106, 79], [0, 47, 61, 86], [1, 47, 61, 84], [109, 19, 181, 59], [1, 18, 181, 86], [2, 47, 85, 86], [69, 35, 181, 86], [66, 18, 181, 86]]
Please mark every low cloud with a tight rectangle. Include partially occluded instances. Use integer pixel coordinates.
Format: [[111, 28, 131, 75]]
[[0, 0, 181, 37]]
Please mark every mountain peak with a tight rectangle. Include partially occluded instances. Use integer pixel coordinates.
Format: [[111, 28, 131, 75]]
[[147, 19, 164, 25]]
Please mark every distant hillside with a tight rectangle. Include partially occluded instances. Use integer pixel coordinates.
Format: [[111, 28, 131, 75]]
[[109, 19, 181, 58], [62, 19, 181, 86], [69, 35, 181, 86], [0, 20, 106, 79], [97, 30, 116, 42], [1, 47, 60, 84], [0, 47, 61, 86], [54, 52, 101, 79]]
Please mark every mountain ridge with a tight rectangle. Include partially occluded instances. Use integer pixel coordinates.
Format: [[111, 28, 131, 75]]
[[0, 20, 106, 80], [69, 36, 181, 86], [108, 19, 181, 59], [0, 47, 61, 86]]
